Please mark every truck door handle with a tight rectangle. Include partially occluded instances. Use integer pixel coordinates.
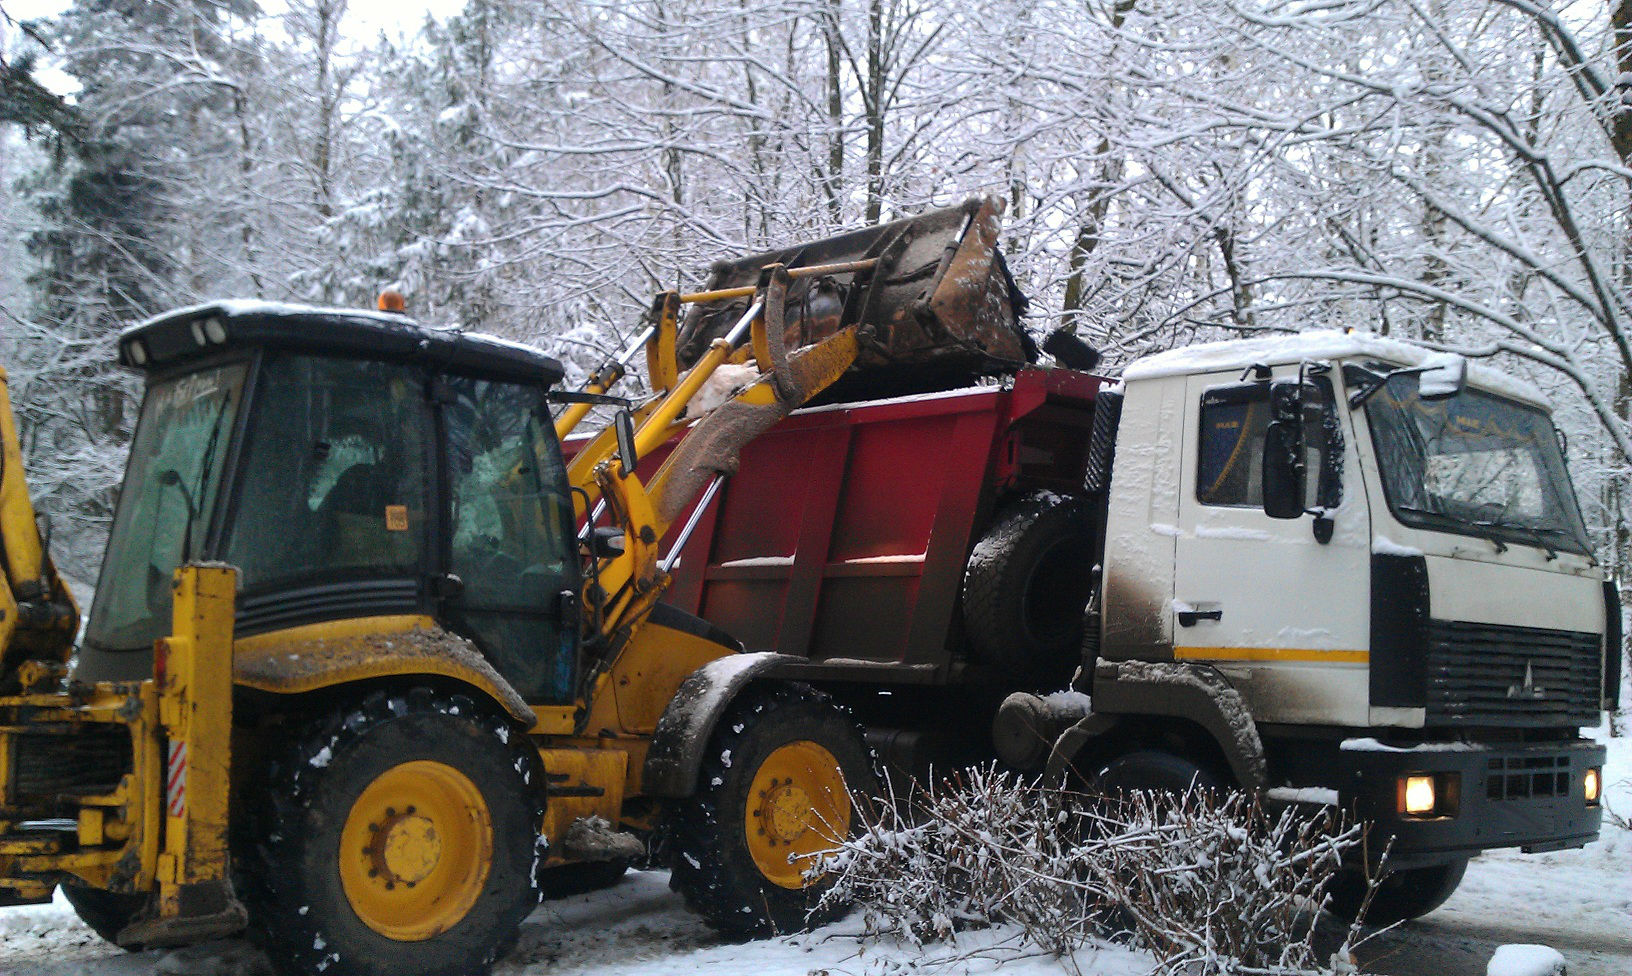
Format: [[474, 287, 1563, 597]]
[[1177, 607, 1223, 627]]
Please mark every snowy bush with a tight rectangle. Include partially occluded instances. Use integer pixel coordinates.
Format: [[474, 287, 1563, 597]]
[[818, 767, 1368, 975]]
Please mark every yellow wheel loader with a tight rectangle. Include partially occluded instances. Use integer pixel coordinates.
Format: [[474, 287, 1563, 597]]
[[0, 199, 1025, 976]]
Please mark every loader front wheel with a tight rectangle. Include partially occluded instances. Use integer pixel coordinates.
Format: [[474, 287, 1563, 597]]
[[60, 883, 150, 950], [241, 689, 542, 976], [668, 683, 876, 936]]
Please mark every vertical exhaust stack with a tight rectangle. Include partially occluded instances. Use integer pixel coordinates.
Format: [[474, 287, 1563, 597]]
[[675, 197, 1035, 401]]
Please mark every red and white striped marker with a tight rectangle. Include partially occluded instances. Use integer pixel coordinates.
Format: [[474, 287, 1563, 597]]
[[166, 741, 188, 819]]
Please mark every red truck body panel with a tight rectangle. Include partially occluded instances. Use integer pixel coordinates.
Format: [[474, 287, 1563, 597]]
[[569, 367, 1101, 684]]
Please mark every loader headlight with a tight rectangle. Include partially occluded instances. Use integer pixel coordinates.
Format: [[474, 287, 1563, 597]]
[[1585, 767, 1600, 806], [125, 339, 148, 366]]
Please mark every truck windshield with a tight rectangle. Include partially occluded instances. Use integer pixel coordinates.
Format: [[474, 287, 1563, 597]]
[[85, 362, 248, 652], [1362, 370, 1590, 556]]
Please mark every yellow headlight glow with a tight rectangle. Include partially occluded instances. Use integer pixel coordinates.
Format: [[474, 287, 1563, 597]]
[[1404, 774, 1436, 815], [1585, 767, 1601, 805]]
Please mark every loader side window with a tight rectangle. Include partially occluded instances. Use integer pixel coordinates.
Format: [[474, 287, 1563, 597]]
[[443, 377, 578, 703], [85, 362, 248, 652], [225, 355, 429, 589]]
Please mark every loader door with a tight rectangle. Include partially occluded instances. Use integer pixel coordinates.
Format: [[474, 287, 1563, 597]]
[[1172, 367, 1371, 726], [440, 377, 580, 703]]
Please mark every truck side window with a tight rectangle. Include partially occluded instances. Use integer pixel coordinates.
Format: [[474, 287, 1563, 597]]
[[1197, 379, 1341, 509]]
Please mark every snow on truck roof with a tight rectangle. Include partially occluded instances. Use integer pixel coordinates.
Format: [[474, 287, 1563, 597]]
[[1121, 329, 1549, 407]]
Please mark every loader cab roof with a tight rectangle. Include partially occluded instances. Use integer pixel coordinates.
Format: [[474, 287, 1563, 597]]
[[119, 300, 565, 386]]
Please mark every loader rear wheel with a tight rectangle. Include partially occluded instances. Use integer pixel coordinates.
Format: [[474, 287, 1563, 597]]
[[668, 683, 877, 936], [60, 883, 149, 950], [962, 492, 1094, 681], [241, 689, 542, 976]]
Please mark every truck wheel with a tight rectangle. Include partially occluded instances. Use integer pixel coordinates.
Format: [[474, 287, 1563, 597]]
[[1326, 857, 1468, 926], [60, 883, 150, 949], [668, 683, 877, 936], [241, 689, 543, 976], [962, 492, 1094, 680], [1095, 749, 1225, 795]]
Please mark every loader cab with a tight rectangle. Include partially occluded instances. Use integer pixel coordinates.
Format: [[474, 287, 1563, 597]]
[[79, 302, 582, 704]]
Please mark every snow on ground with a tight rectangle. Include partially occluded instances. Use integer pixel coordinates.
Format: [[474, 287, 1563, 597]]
[[1, 732, 1627, 976], [0, 872, 1153, 976]]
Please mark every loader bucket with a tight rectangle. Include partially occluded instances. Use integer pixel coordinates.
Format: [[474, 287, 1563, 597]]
[[676, 197, 1033, 398]]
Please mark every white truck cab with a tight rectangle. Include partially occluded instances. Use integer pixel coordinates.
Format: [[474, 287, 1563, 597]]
[[1037, 330, 1613, 923]]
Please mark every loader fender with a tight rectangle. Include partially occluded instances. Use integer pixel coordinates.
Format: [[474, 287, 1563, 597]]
[[1045, 659, 1267, 789], [233, 615, 535, 728], [641, 651, 803, 797]]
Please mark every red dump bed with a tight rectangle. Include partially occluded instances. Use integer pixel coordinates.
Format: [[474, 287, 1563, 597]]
[[570, 367, 1101, 685]]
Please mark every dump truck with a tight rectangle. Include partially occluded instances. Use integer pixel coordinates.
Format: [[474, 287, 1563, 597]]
[[0, 199, 1029, 976], [588, 332, 1614, 927]]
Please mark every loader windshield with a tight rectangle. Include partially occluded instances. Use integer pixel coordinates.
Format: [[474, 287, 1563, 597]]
[[85, 362, 247, 652]]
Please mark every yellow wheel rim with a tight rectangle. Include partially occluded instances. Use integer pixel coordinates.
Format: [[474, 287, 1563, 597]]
[[338, 760, 492, 941], [743, 740, 851, 890]]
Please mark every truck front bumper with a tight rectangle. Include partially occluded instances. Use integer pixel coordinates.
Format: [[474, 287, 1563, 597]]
[[1338, 737, 1605, 868], [1331, 737, 1605, 869]]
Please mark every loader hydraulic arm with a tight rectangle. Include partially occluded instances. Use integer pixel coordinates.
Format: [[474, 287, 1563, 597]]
[[559, 258, 885, 523], [0, 367, 79, 688], [581, 264, 861, 654]]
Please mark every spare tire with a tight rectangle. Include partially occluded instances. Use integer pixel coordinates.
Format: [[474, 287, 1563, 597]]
[[962, 491, 1094, 680]]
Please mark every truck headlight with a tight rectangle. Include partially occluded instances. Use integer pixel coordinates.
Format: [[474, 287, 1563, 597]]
[[1404, 775, 1436, 815], [1585, 767, 1601, 806], [1400, 772, 1458, 819]]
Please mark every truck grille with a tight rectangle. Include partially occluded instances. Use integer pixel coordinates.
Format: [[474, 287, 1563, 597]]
[[7, 725, 133, 802], [1486, 755, 1571, 800], [1424, 621, 1600, 727]]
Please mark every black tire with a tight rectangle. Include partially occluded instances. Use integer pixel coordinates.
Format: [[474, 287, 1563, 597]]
[[668, 683, 878, 937], [1094, 749, 1225, 795], [60, 883, 150, 950], [239, 688, 543, 976], [962, 492, 1094, 680], [1326, 857, 1469, 926], [539, 859, 629, 900]]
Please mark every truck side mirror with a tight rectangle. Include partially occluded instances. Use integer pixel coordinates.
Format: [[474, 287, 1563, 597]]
[[614, 409, 638, 478], [1261, 420, 1306, 519], [1417, 353, 1467, 400]]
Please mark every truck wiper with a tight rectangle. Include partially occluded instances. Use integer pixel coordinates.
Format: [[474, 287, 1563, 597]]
[[1472, 519, 1556, 560], [1395, 504, 1508, 552]]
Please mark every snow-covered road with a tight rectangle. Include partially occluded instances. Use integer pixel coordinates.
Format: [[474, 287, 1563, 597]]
[[3, 733, 1626, 976]]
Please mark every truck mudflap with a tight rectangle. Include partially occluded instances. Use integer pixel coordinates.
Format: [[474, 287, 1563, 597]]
[[675, 196, 1035, 393], [0, 566, 245, 944], [1307, 736, 1606, 869]]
